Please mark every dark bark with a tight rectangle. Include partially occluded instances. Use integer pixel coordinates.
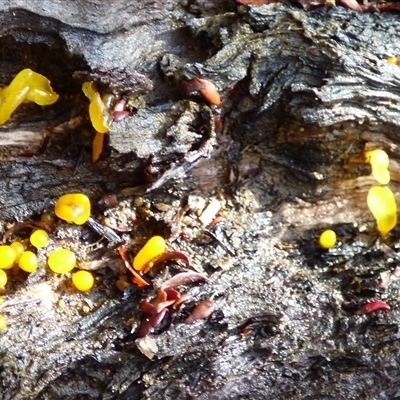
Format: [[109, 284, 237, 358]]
[[0, 1, 400, 399]]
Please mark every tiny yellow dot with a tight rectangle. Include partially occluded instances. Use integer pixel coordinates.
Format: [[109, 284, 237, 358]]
[[30, 229, 49, 248], [72, 270, 94, 292], [318, 229, 337, 249]]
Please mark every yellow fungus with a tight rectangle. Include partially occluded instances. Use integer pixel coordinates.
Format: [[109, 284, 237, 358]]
[[48, 248, 76, 273], [318, 229, 337, 249], [133, 236, 166, 271], [386, 56, 398, 65], [0, 270, 7, 288], [72, 270, 94, 291], [10, 242, 24, 262], [18, 251, 38, 273], [0, 68, 59, 125], [365, 149, 390, 185], [54, 193, 91, 225], [0, 315, 7, 331], [92, 131, 104, 163], [82, 82, 111, 134], [30, 229, 49, 248], [367, 186, 397, 236], [0, 246, 16, 269]]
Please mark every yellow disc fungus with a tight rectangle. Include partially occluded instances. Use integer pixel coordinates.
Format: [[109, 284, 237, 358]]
[[10, 242, 24, 263], [0, 270, 7, 288], [18, 251, 38, 273], [48, 248, 76, 273], [82, 82, 111, 134], [133, 236, 166, 271], [365, 149, 390, 185], [54, 193, 91, 225], [72, 270, 94, 292], [30, 229, 49, 248], [0, 68, 59, 125], [318, 229, 337, 249], [0, 315, 7, 331], [0, 245, 16, 269], [367, 186, 397, 236]]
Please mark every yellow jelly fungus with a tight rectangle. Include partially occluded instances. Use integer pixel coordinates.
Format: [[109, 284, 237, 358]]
[[48, 248, 76, 273], [18, 251, 38, 273], [82, 82, 110, 134], [0, 68, 59, 125], [386, 56, 397, 65], [92, 130, 104, 163], [133, 236, 166, 271], [54, 193, 91, 225], [0, 246, 16, 269], [10, 242, 24, 262], [318, 229, 337, 249], [72, 270, 94, 292], [367, 186, 397, 236], [0, 315, 7, 331], [30, 229, 49, 248], [0, 270, 7, 288], [365, 149, 390, 185]]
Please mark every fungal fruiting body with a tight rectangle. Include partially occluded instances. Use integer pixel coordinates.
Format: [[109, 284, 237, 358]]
[[367, 186, 397, 236], [54, 193, 91, 225], [180, 77, 221, 106], [72, 270, 94, 291], [0, 315, 7, 331], [318, 229, 337, 249], [0, 270, 7, 288], [0, 69, 59, 125], [355, 300, 390, 315], [48, 248, 76, 273], [10, 242, 24, 262], [133, 236, 166, 271], [18, 251, 38, 273], [365, 149, 390, 185], [0, 246, 16, 269], [30, 229, 49, 248]]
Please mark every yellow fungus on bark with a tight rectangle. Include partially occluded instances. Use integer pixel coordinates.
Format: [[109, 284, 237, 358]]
[[318, 229, 337, 249], [367, 186, 397, 236], [30, 229, 49, 248], [18, 251, 38, 273], [0, 246, 16, 269], [0, 270, 7, 288], [133, 236, 166, 271], [365, 149, 390, 185], [10, 242, 24, 263], [0, 68, 59, 125], [0, 315, 7, 331], [72, 270, 94, 291], [48, 248, 76, 273], [54, 193, 91, 225]]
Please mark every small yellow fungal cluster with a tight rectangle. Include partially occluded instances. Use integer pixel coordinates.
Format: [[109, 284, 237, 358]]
[[0, 69, 59, 125], [133, 236, 166, 271], [318, 229, 336, 249], [364, 148, 397, 237]]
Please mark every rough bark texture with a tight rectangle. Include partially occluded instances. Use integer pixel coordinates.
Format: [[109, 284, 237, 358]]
[[1, 1, 400, 399]]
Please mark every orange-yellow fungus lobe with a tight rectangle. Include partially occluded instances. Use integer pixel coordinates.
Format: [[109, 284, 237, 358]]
[[318, 229, 337, 249], [92, 131, 104, 163], [0, 68, 59, 125], [30, 229, 49, 248], [365, 149, 390, 185], [72, 270, 94, 291], [48, 248, 76, 273], [367, 186, 397, 236], [18, 251, 38, 273], [133, 236, 166, 271], [82, 82, 110, 133], [10, 242, 24, 262], [0, 246, 16, 269], [0, 315, 7, 331], [0, 269, 7, 287], [54, 193, 91, 225]]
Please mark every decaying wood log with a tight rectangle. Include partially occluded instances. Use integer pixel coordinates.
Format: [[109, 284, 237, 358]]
[[1, 1, 400, 399]]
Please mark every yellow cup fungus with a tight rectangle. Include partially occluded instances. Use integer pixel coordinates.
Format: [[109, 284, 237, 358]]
[[54, 193, 91, 225], [0, 246, 16, 269], [10, 242, 24, 262], [0, 315, 7, 331], [365, 149, 390, 185], [18, 251, 38, 273], [48, 248, 76, 273], [367, 186, 397, 236], [72, 270, 94, 292], [82, 82, 111, 134], [30, 229, 49, 248], [318, 229, 337, 249], [0, 68, 59, 125], [133, 236, 166, 271], [0, 270, 7, 288]]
